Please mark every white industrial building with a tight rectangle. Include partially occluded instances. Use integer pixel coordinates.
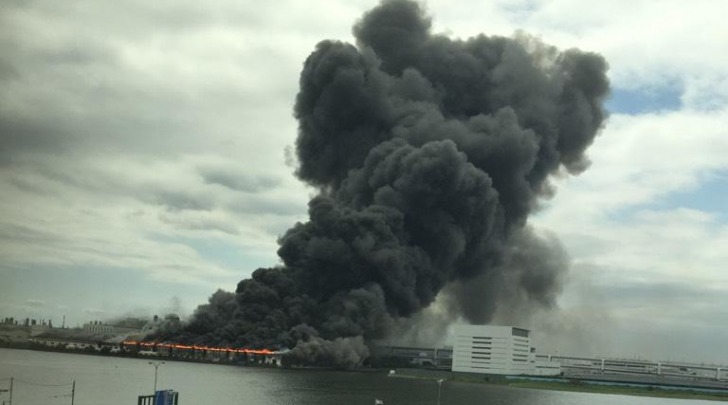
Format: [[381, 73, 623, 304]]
[[452, 324, 560, 376]]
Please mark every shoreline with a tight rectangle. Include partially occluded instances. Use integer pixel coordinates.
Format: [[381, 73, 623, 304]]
[[3, 346, 728, 401], [389, 368, 728, 402]]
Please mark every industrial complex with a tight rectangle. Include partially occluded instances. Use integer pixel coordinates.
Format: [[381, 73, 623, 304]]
[[3, 317, 728, 391]]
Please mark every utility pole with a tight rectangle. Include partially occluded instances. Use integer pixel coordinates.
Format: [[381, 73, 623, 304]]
[[436, 379, 444, 405], [8, 377, 12, 405], [71, 380, 75, 405], [0, 379, 8, 405], [148, 361, 165, 393]]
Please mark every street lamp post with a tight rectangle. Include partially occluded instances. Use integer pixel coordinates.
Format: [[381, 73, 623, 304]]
[[148, 361, 165, 393], [436, 378, 444, 405]]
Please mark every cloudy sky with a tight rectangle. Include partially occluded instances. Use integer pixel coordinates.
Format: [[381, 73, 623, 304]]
[[2, 0, 727, 362]]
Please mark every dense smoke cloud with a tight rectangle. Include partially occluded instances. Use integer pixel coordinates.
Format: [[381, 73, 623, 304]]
[[444, 227, 569, 324], [158, 0, 609, 367]]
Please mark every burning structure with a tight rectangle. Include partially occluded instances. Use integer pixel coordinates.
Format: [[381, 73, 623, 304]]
[[122, 341, 284, 365], [154, 0, 609, 367]]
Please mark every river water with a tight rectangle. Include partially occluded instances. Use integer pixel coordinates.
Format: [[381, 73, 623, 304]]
[[0, 348, 718, 405]]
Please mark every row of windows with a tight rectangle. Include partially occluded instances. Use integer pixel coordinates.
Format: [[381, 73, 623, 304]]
[[456, 353, 529, 359], [512, 328, 530, 338], [470, 361, 509, 366], [454, 356, 508, 362], [469, 351, 508, 356], [471, 341, 507, 344], [468, 366, 509, 370], [459, 346, 514, 351], [468, 337, 508, 341]]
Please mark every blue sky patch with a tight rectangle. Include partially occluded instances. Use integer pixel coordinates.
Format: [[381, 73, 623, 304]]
[[607, 82, 683, 115]]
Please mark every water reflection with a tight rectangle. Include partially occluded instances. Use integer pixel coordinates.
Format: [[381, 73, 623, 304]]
[[0, 349, 715, 405]]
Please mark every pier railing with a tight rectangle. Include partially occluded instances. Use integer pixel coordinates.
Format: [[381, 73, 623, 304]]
[[138, 395, 155, 405], [138, 390, 179, 405]]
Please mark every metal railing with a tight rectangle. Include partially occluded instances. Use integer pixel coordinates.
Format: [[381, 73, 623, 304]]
[[138, 395, 155, 405], [138, 391, 179, 405]]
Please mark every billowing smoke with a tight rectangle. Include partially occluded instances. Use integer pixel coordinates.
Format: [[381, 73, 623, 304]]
[[157, 0, 609, 367]]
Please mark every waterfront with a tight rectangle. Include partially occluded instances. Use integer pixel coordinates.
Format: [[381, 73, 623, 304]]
[[0, 348, 722, 405]]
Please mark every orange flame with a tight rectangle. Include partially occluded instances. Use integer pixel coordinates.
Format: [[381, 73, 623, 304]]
[[121, 340, 276, 355]]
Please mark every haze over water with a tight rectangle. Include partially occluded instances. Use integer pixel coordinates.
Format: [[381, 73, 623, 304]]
[[0, 349, 718, 405]]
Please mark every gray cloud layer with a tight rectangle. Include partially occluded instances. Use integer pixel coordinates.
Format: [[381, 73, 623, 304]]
[[0, 0, 320, 324], [2, 0, 727, 365]]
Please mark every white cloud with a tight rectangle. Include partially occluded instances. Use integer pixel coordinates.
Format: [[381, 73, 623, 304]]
[[83, 308, 106, 316], [1, 0, 727, 361], [532, 105, 728, 360], [538, 108, 728, 219], [0, 152, 310, 287], [405, 0, 725, 361], [25, 299, 45, 308]]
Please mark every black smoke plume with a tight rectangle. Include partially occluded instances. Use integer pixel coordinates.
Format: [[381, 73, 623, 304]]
[[157, 0, 609, 367]]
